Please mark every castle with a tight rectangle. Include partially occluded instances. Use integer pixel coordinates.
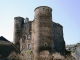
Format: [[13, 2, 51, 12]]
[[13, 6, 65, 59]]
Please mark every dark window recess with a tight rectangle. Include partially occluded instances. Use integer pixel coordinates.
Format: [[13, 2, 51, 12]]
[[44, 43, 47, 47], [28, 44, 30, 49]]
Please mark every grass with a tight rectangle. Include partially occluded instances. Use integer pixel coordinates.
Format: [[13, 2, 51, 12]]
[[21, 50, 32, 54]]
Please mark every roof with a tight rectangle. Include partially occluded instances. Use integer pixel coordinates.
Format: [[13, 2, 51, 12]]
[[0, 36, 20, 59], [0, 36, 9, 42]]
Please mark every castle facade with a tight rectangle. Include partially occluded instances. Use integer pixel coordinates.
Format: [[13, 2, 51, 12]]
[[13, 6, 65, 59]]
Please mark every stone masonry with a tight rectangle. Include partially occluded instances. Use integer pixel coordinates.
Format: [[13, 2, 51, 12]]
[[13, 6, 65, 60]]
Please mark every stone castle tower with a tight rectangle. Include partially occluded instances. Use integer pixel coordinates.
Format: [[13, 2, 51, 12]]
[[13, 6, 65, 59], [13, 17, 24, 49]]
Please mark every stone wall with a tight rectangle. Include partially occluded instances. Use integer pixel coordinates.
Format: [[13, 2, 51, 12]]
[[33, 6, 53, 60], [20, 20, 32, 51], [52, 22, 65, 55], [13, 6, 66, 60]]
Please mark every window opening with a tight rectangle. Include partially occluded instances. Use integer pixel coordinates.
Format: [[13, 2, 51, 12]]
[[28, 44, 30, 49], [27, 34, 30, 39], [44, 43, 47, 47]]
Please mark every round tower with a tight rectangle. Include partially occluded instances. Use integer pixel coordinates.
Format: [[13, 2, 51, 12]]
[[33, 6, 53, 56], [13, 16, 24, 50]]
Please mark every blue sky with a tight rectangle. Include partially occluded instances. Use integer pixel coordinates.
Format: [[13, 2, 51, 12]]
[[0, 0, 80, 45]]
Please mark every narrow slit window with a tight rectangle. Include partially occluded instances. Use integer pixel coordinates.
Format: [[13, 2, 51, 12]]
[[44, 43, 47, 47]]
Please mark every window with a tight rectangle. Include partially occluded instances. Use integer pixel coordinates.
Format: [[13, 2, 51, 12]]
[[44, 43, 47, 47], [27, 34, 30, 39], [44, 44, 47, 47], [28, 44, 30, 49]]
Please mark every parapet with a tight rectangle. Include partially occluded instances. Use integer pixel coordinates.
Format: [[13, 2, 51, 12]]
[[34, 6, 52, 11], [34, 6, 52, 17]]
